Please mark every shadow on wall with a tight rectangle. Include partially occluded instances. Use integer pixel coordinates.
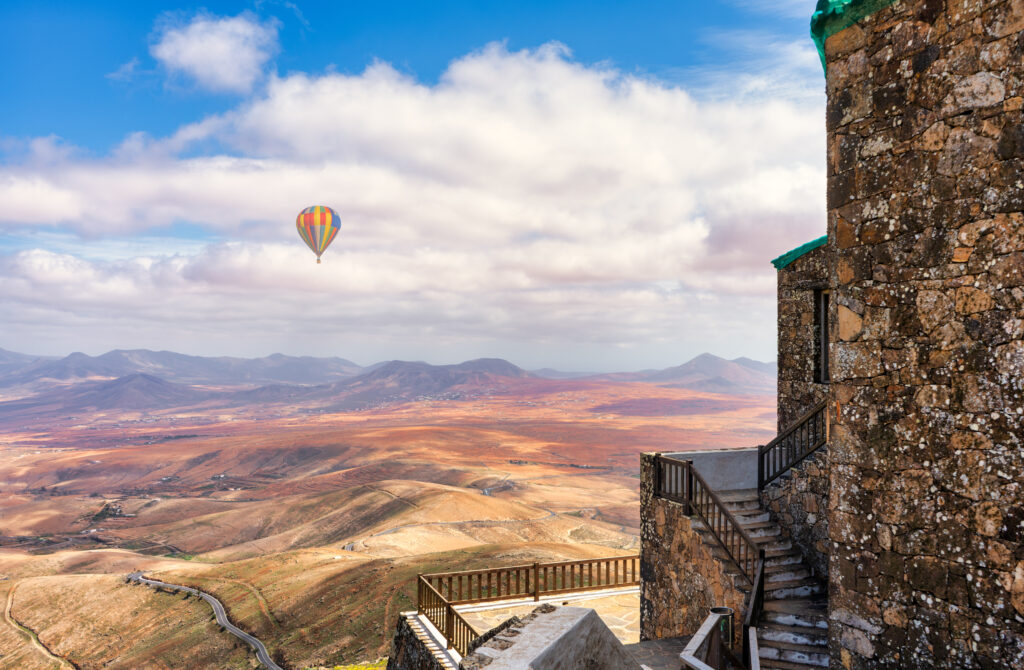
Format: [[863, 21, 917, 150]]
[[662, 448, 758, 491]]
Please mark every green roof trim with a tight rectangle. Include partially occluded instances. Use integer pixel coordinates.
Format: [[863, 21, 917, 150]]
[[771, 235, 828, 270], [810, 0, 899, 72]]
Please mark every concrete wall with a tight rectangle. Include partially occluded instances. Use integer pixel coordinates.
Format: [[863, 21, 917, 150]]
[[777, 244, 832, 431], [639, 453, 746, 646], [824, 1, 1024, 667], [760, 448, 830, 580]]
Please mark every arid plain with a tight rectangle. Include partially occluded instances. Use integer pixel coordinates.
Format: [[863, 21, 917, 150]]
[[0, 352, 775, 668]]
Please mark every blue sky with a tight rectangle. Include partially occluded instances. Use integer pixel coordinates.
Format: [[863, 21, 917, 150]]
[[0, 1, 825, 369], [1, 1, 810, 150]]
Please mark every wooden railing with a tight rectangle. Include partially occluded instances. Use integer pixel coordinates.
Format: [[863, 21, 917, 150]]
[[681, 608, 750, 670], [417, 576, 480, 656], [741, 557, 765, 669], [422, 555, 639, 606], [757, 400, 828, 490], [416, 554, 639, 655], [655, 455, 760, 585]]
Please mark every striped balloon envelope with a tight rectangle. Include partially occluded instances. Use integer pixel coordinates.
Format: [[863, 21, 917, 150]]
[[296, 206, 341, 264]]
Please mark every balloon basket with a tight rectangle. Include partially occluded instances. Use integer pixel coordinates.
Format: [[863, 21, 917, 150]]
[[317, 258, 321, 264]]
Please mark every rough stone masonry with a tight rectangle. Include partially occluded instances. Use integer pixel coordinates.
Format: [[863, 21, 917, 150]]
[[823, 0, 1024, 667]]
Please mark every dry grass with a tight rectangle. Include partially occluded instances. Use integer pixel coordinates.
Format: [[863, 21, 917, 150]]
[[8, 574, 253, 669]]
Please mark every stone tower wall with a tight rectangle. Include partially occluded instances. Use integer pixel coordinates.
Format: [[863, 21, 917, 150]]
[[824, 1, 1024, 668], [777, 244, 832, 431]]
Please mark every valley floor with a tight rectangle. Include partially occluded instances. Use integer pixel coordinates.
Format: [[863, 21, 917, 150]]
[[0, 383, 773, 667]]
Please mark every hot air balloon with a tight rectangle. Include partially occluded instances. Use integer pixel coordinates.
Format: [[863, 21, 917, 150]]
[[296, 206, 341, 264]]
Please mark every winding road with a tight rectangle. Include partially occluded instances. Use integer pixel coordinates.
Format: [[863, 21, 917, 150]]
[[127, 572, 281, 670]]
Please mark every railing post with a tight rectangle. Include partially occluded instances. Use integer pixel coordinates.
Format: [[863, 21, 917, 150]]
[[708, 617, 722, 669], [533, 563, 540, 601], [743, 623, 751, 668], [757, 548, 766, 608], [757, 446, 764, 491], [416, 574, 422, 613], [685, 460, 694, 515], [654, 452, 662, 498], [445, 605, 454, 649]]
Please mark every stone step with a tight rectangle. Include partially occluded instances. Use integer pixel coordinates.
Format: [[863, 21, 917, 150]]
[[758, 623, 828, 647], [717, 489, 760, 504], [751, 536, 791, 551], [760, 607, 829, 631], [762, 598, 827, 616], [731, 509, 770, 523], [693, 521, 780, 539], [758, 639, 830, 667], [765, 550, 804, 567], [765, 565, 810, 583], [759, 658, 828, 670], [707, 545, 800, 569], [723, 500, 762, 513], [733, 520, 778, 532], [765, 577, 826, 599]]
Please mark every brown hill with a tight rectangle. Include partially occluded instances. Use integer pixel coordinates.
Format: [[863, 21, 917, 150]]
[[588, 353, 776, 395], [0, 373, 211, 417]]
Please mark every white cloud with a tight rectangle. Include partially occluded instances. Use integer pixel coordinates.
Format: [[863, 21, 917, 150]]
[[106, 57, 141, 82], [0, 43, 824, 367], [151, 12, 279, 93]]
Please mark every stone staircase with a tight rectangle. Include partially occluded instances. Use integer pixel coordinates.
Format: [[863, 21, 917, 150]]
[[691, 489, 829, 670]]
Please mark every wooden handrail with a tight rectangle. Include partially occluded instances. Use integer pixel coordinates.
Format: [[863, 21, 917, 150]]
[[417, 575, 480, 656], [656, 455, 760, 585], [681, 609, 748, 670], [741, 553, 765, 668], [422, 554, 639, 606], [424, 554, 640, 579], [758, 400, 828, 490]]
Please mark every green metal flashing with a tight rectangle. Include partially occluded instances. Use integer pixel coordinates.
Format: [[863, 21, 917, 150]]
[[771, 235, 828, 270], [810, 0, 899, 72]]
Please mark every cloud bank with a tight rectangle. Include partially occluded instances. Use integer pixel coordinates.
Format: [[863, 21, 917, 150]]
[[0, 41, 824, 368], [150, 12, 279, 93]]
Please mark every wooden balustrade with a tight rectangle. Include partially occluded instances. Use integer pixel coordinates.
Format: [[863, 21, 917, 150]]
[[415, 554, 640, 656], [416, 576, 479, 656], [655, 455, 760, 585], [423, 554, 639, 606], [757, 400, 828, 490]]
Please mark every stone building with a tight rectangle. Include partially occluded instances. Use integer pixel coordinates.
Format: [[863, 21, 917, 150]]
[[641, 0, 1024, 668]]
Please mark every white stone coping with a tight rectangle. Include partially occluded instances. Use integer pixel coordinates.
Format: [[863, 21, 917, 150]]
[[399, 610, 462, 668]]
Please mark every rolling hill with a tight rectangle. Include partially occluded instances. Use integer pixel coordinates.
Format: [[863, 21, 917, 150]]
[[586, 353, 776, 395], [0, 373, 212, 416], [641, 353, 777, 394], [323, 358, 534, 409]]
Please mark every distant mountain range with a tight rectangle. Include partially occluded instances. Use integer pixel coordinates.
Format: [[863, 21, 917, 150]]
[[531, 353, 776, 395], [0, 348, 363, 388], [0, 348, 776, 420]]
